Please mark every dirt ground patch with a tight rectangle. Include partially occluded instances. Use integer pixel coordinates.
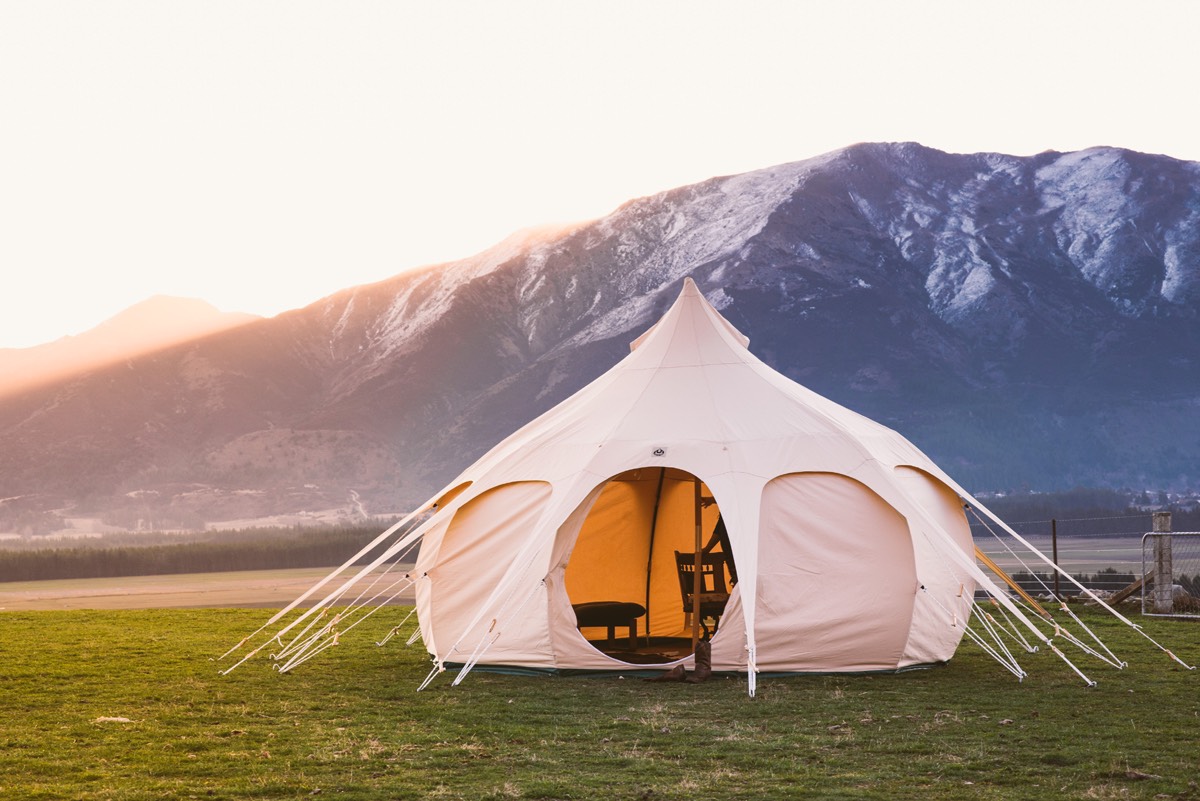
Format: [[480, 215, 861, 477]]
[[0, 565, 416, 611]]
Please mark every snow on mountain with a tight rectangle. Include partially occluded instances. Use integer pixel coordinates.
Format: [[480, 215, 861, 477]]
[[372, 224, 578, 356], [567, 165, 808, 341], [1036, 148, 1200, 311]]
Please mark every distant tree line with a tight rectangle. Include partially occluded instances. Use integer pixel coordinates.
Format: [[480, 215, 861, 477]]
[[978, 489, 1200, 533], [0, 522, 416, 582]]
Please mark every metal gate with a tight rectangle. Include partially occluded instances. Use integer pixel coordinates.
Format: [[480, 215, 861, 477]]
[[1141, 531, 1200, 619]]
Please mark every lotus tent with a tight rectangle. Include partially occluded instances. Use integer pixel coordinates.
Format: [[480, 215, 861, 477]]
[[225, 279, 1191, 693]]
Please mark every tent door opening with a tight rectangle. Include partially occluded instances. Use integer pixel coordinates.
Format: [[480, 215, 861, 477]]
[[563, 467, 736, 664]]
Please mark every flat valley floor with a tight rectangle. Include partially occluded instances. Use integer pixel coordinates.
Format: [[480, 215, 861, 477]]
[[0, 566, 416, 611]]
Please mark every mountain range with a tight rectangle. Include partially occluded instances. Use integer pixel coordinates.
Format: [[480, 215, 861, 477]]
[[2, 142, 1199, 535]]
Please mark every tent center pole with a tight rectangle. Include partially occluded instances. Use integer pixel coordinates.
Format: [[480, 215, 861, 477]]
[[692, 477, 702, 651], [644, 467, 667, 640]]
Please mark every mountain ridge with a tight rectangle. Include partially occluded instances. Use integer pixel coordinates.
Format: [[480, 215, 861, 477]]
[[2, 142, 1198, 534]]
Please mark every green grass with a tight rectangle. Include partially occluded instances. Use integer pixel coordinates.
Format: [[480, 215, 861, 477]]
[[1, 607, 1197, 800]]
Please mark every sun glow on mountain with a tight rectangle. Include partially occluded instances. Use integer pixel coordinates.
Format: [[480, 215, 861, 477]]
[[0, 297, 258, 398]]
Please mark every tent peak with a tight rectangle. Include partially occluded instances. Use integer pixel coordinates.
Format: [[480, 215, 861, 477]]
[[629, 278, 750, 352]]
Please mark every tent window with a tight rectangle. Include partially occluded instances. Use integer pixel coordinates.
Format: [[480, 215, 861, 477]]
[[754, 472, 917, 671], [563, 467, 734, 663]]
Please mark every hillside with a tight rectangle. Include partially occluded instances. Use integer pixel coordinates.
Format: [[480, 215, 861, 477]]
[[2, 143, 1199, 532]]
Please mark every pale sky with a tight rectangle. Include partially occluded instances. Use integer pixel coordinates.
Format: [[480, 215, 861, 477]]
[[2, 0, 1197, 349]]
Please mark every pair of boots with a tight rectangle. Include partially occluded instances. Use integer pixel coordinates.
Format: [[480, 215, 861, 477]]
[[645, 641, 712, 683]]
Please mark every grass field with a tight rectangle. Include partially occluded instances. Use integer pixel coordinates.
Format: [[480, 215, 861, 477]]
[[1, 605, 1198, 800]]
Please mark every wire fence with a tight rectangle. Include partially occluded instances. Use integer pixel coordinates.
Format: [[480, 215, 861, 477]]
[[971, 511, 1200, 619], [971, 512, 1154, 593]]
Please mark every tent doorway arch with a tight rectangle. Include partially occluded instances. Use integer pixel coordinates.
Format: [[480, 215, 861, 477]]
[[562, 467, 737, 663]]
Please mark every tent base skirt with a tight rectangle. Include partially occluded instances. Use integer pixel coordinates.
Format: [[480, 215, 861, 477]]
[[442, 660, 950, 679]]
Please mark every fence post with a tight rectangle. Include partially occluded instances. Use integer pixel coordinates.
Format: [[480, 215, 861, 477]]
[[1051, 518, 1060, 601], [1152, 511, 1173, 614]]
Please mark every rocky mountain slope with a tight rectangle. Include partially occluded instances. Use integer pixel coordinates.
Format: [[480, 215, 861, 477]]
[[2, 143, 1198, 533]]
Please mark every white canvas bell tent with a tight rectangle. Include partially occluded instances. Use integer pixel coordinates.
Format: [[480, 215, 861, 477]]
[[223, 279, 1192, 693]]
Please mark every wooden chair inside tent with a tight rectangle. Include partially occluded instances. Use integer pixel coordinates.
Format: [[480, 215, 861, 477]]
[[673, 550, 730, 640]]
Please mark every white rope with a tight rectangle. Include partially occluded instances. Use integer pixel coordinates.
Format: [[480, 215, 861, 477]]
[[220, 508, 430, 662], [377, 605, 419, 647], [962, 623, 1027, 680], [1057, 602, 1125, 667], [331, 557, 407, 618], [974, 507, 1121, 663], [973, 508, 1121, 670], [252, 534, 424, 668], [219, 640, 275, 676], [979, 572, 1124, 669], [968, 600, 1025, 677], [922, 589, 1026, 679], [276, 611, 342, 666], [1128, 625, 1196, 670], [279, 591, 406, 674], [1050, 624, 1125, 669], [451, 579, 546, 686], [220, 636, 251, 662], [223, 533, 423, 674], [987, 602, 1038, 652], [304, 538, 420, 625], [1045, 640, 1097, 687], [971, 508, 1062, 600], [964, 497, 1147, 630], [275, 574, 415, 670], [327, 572, 414, 632], [327, 575, 414, 636], [974, 577, 1104, 666], [278, 632, 343, 673], [945, 558, 1053, 658], [273, 608, 330, 661], [969, 507, 1184, 671], [417, 663, 443, 692], [982, 609, 1037, 654]]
